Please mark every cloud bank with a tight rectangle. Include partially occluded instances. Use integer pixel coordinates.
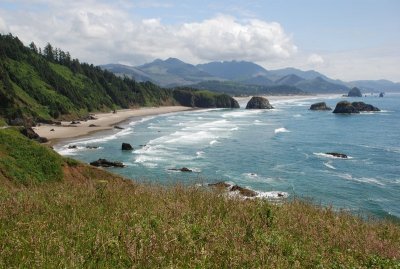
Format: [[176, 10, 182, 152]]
[[0, 1, 297, 66]]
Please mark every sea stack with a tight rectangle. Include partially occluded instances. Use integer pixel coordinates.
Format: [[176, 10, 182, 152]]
[[333, 101, 380, 113], [348, 87, 362, 97], [246, 96, 273, 109], [310, 102, 332, 111]]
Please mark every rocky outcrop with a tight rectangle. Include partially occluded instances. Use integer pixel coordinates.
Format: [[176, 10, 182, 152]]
[[245, 96, 273, 109], [351, 102, 380, 112], [20, 127, 48, 143], [208, 182, 256, 197], [348, 87, 362, 97], [114, 125, 124, 130], [310, 102, 332, 111], [333, 101, 380, 113], [168, 167, 192, 172], [121, 143, 133, 150], [326, 152, 348, 159], [90, 159, 124, 168], [230, 185, 257, 197], [208, 182, 231, 189], [333, 101, 360, 113], [379, 92, 384, 98]]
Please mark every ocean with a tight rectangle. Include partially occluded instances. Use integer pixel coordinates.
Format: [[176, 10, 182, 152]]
[[56, 93, 400, 219]]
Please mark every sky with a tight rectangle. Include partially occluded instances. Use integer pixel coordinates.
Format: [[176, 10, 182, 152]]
[[0, 0, 399, 81]]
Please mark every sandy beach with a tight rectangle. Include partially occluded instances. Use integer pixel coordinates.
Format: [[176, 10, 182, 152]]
[[34, 94, 338, 145], [34, 106, 193, 144]]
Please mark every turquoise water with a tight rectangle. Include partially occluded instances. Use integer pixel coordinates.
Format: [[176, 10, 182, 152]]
[[56, 94, 400, 218]]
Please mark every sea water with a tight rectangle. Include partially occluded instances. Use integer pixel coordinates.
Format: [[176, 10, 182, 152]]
[[56, 93, 400, 219]]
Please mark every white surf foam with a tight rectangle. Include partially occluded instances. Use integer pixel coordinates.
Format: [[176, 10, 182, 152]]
[[274, 127, 290, 134], [210, 140, 219, 145], [313, 152, 353, 159], [336, 173, 385, 186], [323, 161, 336, 170]]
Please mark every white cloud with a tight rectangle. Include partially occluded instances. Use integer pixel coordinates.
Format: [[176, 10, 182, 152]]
[[0, 1, 297, 66], [307, 53, 324, 65], [0, 15, 8, 33]]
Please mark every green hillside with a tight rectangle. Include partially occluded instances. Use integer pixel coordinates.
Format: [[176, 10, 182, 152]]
[[0, 34, 238, 125]]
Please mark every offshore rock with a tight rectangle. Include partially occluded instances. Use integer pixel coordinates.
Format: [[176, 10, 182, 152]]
[[351, 102, 380, 112], [121, 143, 133, 150], [310, 102, 332, 111], [333, 101, 359, 114], [245, 96, 273, 109], [326, 152, 348, 159], [90, 159, 124, 168], [168, 167, 193, 172], [333, 101, 380, 113], [348, 87, 362, 97]]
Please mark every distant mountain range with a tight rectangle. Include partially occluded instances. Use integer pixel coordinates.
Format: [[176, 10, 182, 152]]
[[102, 58, 400, 95]]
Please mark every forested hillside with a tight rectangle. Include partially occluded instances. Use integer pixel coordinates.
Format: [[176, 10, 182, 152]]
[[0, 34, 237, 125]]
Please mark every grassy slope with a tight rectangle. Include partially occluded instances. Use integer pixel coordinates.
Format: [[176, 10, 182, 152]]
[[0, 130, 399, 268]]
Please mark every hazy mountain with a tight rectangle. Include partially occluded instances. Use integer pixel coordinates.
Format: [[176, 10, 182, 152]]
[[191, 80, 305, 96], [295, 77, 349, 93], [267, 67, 329, 81], [101, 64, 154, 83], [197, 60, 269, 81], [137, 58, 220, 87], [239, 75, 274, 86], [347, 80, 400, 92], [274, 74, 305, 86], [102, 58, 399, 95]]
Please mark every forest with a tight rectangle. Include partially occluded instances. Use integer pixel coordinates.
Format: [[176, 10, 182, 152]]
[[0, 34, 238, 125]]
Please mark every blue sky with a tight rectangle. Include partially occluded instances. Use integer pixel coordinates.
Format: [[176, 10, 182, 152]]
[[0, 0, 399, 81]]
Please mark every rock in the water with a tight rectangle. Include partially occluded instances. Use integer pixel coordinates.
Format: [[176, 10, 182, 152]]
[[351, 102, 380, 112], [348, 87, 362, 97], [168, 167, 193, 172], [230, 185, 257, 197], [68, 145, 77, 149], [379, 92, 384, 98], [86, 146, 99, 149], [121, 143, 133, 150], [208, 182, 231, 189], [90, 159, 124, 168], [246, 96, 274, 109], [310, 102, 332, 111], [333, 101, 380, 113], [333, 101, 359, 113], [326, 152, 348, 159]]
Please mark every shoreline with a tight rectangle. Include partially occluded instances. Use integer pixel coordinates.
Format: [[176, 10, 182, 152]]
[[36, 94, 340, 147], [34, 106, 194, 146]]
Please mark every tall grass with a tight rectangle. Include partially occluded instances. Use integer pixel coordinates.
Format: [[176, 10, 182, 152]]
[[0, 167, 399, 268]]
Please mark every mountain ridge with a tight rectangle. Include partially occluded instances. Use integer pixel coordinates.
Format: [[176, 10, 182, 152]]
[[102, 58, 398, 94]]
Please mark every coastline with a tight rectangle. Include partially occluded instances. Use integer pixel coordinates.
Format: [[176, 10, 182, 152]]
[[36, 94, 340, 147], [34, 106, 194, 146]]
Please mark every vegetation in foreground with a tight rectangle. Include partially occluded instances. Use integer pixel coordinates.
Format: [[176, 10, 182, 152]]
[[1, 130, 400, 268]]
